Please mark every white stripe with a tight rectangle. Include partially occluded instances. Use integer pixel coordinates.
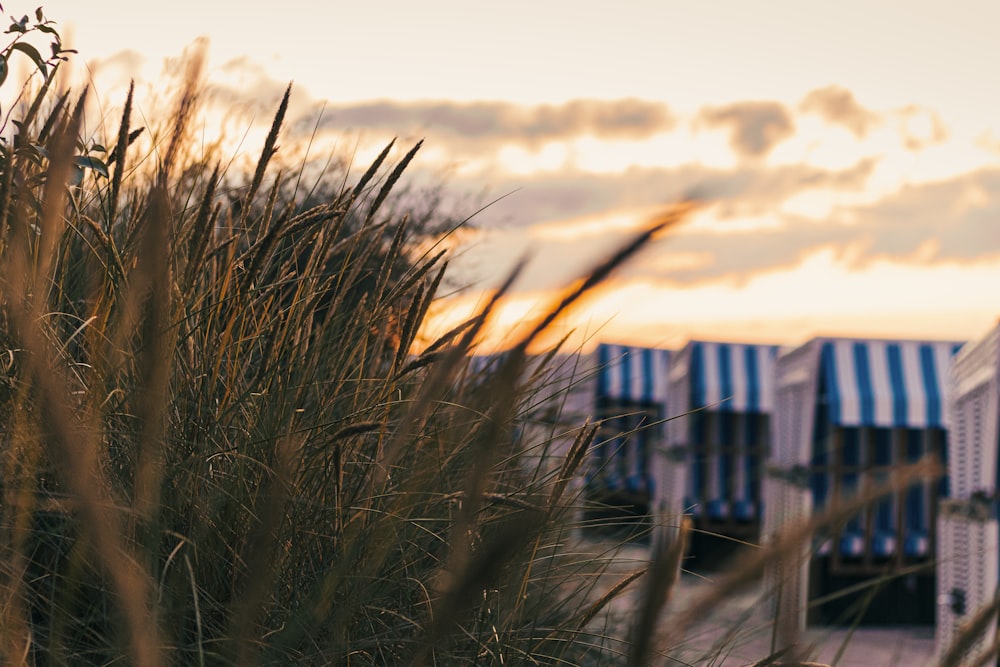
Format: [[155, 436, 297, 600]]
[[901, 343, 927, 428], [656, 349, 671, 403], [626, 348, 640, 402], [934, 343, 954, 427], [733, 414, 748, 500], [601, 344, 618, 398], [703, 342, 721, 406], [730, 344, 749, 412], [834, 340, 860, 425], [759, 346, 778, 412], [626, 428, 639, 482], [704, 414, 719, 499], [615, 345, 626, 399], [635, 348, 648, 403], [609, 345, 626, 399], [868, 341, 894, 427]]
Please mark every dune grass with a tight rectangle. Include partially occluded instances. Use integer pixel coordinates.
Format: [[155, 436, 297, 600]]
[[0, 16, 699, 664], [0, 7, 990, 667]]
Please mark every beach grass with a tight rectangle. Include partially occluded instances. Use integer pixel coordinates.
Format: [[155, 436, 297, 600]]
[[0, 8, 982, 667]]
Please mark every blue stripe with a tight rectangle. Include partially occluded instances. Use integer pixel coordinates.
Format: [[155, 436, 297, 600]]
[[597, 345, 610, 397], [692, 412, 705, 503], [621, 349, 633, 402], [874, 428, 892, 465], [906, 430, 925, 531], [811, 446, 828, 506], [852, 343, 875, 426], [637, 425, 648, 491], [718, 344, 733, 412], [593, 426, 607, 477], [744, 412, 759, 446], [821, 343, 841, 425], [843, 429, 861, 466], [745, 346, 760, 412], [719, 412, 733, 504], [720, 448, 732, 502], [873, 429, 894, 532], [886, 344, 907, 427], [719, 410, 733, 444], [906, 429, 922, 462], [642, 348, 654, 403], [907, 486, 924, 532], [920, 345, 941, 428], [661, 349, 670, 401], [612, 419, 626, 489], [843, 428, 862, 531], [691, 343, 705, 408]]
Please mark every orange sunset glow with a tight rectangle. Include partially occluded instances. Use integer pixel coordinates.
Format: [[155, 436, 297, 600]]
[[33, 0, 1000, 350]]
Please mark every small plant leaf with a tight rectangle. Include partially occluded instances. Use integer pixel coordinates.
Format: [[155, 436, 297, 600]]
[[74, 155, 110, 178], [0, 54, 7, 88], [11, 41, 48, 77]]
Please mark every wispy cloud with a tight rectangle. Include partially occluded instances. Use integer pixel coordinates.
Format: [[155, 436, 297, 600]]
[[847, 167, 1000, 261], [88, 49, 147, 78], [284, 98, 677, 147], [453, 163, 1000, 294], [696, 101, 795, 159], [455, 159, 876, 227], [895, 105, 949, 151], [799, 85, 879, 137]]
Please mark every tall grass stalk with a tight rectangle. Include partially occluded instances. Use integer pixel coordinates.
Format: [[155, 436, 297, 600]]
[[0, 44, 706, 665]]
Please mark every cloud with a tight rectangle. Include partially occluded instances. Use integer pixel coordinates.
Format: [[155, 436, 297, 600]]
[[88, 49, 147, 78], [452, 164, 1000, 294], [285, 98, 676, 148], [799, 85, 879, 137], [455, 159, 876, 227], [847, 168, 1000, 261], [202, 56, 312, 117], [628, 167, 1000, 285], [697, 101, 795, 159], [895, 105, 948, 151]]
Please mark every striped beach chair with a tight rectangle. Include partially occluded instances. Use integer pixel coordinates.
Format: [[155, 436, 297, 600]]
[[764, 335, 963, 632], [587, 344, 671, 515], [664, 341, 780, 538], [810, 338, 961, 568]]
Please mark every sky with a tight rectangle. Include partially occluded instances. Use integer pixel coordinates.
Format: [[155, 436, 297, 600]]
[[25, 0, 1000, 351]]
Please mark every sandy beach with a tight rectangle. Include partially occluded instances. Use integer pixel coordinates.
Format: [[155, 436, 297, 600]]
[[584, 540, 936, 666]]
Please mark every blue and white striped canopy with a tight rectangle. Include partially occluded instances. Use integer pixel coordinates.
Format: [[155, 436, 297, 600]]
[[819, 339, 965, 429], [689, 341, 780, 412], [596, 344, 671, 404]]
